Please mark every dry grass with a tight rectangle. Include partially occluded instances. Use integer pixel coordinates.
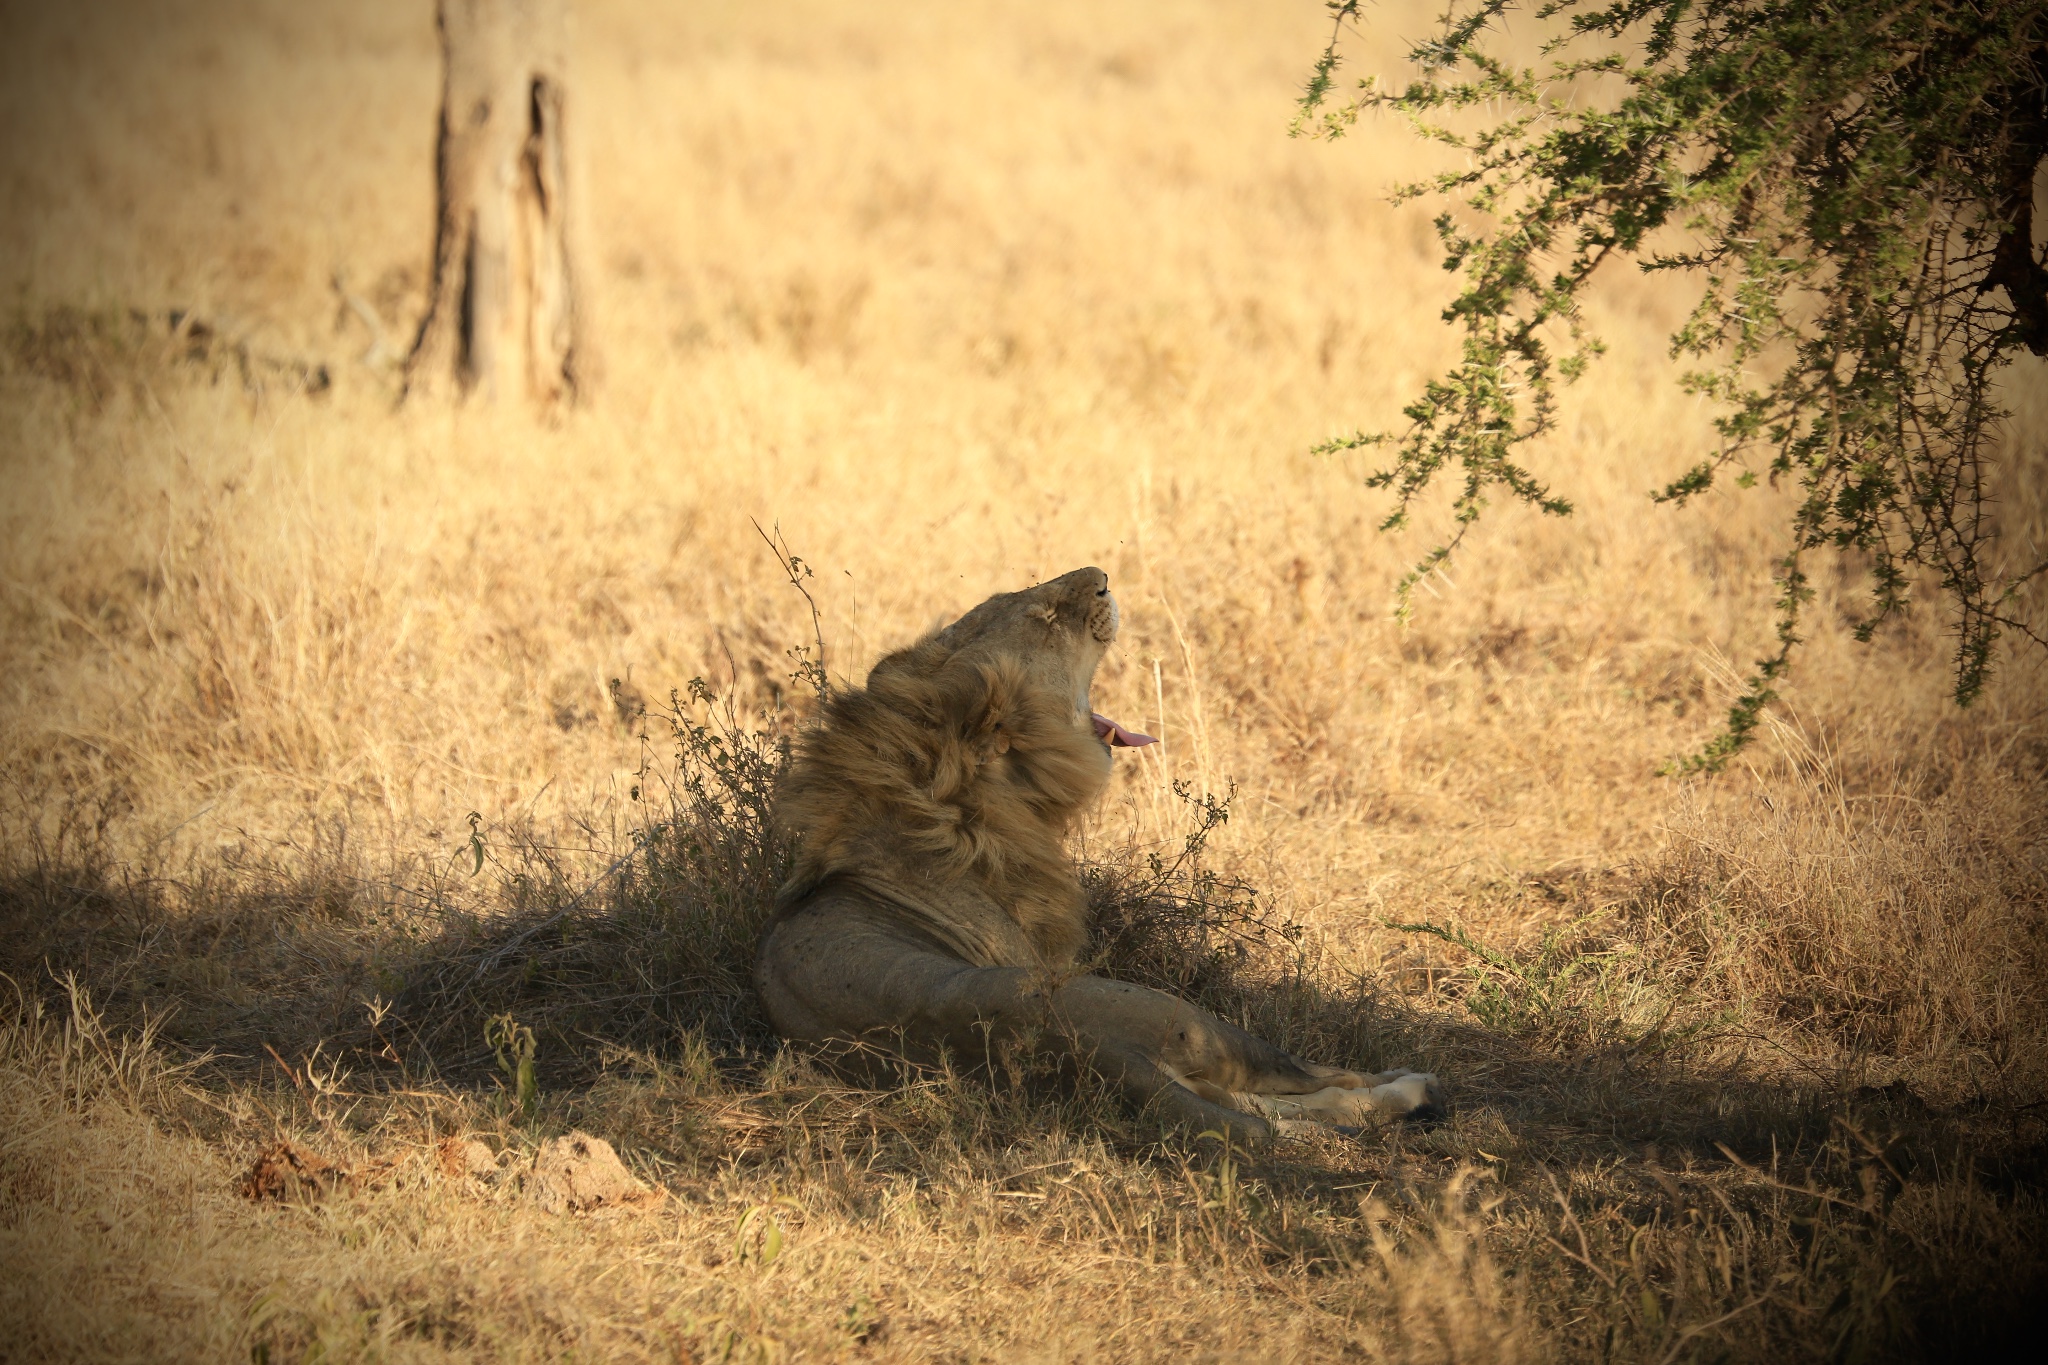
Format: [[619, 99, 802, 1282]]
[[2, 1, 2045, 1360]]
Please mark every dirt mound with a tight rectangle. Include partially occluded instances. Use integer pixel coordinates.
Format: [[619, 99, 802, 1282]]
[[527, 1131, 659, 1214]]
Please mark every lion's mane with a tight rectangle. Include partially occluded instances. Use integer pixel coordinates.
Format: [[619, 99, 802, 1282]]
[[773, 633, 1111, 965]]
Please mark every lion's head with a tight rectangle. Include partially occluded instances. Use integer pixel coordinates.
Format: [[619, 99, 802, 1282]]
[[775, 566, 1152, 963]]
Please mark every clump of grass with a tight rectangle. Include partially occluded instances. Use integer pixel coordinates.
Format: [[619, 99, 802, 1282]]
[[6, 304, 329, 407], [386, 677, 796, 1080], [1637, 776, 2048, 1102]]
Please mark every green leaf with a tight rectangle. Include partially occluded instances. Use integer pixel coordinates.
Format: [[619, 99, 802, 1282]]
[[1306, 0, 2048, 758]]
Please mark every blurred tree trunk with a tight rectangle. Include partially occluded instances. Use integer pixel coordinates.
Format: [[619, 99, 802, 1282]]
[[406, 0, 589, 405]]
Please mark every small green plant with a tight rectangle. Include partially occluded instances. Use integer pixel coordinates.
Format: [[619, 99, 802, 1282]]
[[484, 1013, 537, 1121], [1391, 916, 1601, 1037], [1391, 915, 1720, 1055], [1193, 1130, 1248, 1222], [837, 1294, 885, 1345], [733, 1194, 802, 1269]]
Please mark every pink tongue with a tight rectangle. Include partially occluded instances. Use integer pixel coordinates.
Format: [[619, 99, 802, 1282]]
[[1091, 711, 1159, 748]]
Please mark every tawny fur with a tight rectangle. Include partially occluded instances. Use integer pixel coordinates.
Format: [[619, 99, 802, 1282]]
[[774, 638, 1108, 966]]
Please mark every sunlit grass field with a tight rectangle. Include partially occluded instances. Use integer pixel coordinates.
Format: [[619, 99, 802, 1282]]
[[3, 1, 2044, 1359]]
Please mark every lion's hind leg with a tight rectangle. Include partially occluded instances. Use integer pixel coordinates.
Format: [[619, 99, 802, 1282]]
[[1043, 977, 1445, 1135], [760, 906, 1282, 1142]]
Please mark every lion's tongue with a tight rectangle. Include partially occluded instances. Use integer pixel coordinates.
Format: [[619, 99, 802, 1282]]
[[1091, 711, 1159, 748]]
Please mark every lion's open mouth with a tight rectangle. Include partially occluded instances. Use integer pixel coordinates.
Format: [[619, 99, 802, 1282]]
[[1091, 712, 1158, 748]]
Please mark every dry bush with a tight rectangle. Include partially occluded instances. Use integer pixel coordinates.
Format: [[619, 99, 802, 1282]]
[[1351, 1173, 1534, 1365], [1642, 761, 2048, 1100], [387, 679, 797, 1074]]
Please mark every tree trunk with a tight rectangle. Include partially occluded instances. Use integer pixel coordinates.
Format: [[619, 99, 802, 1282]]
[[406, 0, 589, 405]]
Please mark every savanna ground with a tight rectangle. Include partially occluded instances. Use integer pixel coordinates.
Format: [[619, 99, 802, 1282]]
[[3, 1, 2046, 1360]]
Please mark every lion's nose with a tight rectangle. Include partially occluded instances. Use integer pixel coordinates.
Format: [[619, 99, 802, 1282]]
[[1088, 593, 1119, 643]]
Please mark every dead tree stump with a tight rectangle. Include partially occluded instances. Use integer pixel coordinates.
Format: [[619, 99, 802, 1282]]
[[407, 0, 589, 405]]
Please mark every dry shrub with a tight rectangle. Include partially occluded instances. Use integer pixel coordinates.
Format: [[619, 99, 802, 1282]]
[[0, 980, 259, 1362], [1355, 1173, 1533, 1365], [1637, 750, 2048, 1099], [1085, 781, 1306, 996], [386, 679, 795, 1075]]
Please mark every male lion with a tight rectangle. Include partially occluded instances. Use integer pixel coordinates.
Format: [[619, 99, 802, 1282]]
[[755, 567, 1444, 1141]]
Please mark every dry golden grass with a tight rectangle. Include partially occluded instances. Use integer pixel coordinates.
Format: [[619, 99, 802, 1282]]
[[2, 1, 2045, 1360]]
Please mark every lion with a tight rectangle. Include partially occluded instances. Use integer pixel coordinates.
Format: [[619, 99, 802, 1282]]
[[754, 566, 1444, 1141]]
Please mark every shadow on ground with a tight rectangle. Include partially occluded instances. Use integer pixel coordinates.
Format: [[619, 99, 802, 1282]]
[[4, 689, 2045, 1361]]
